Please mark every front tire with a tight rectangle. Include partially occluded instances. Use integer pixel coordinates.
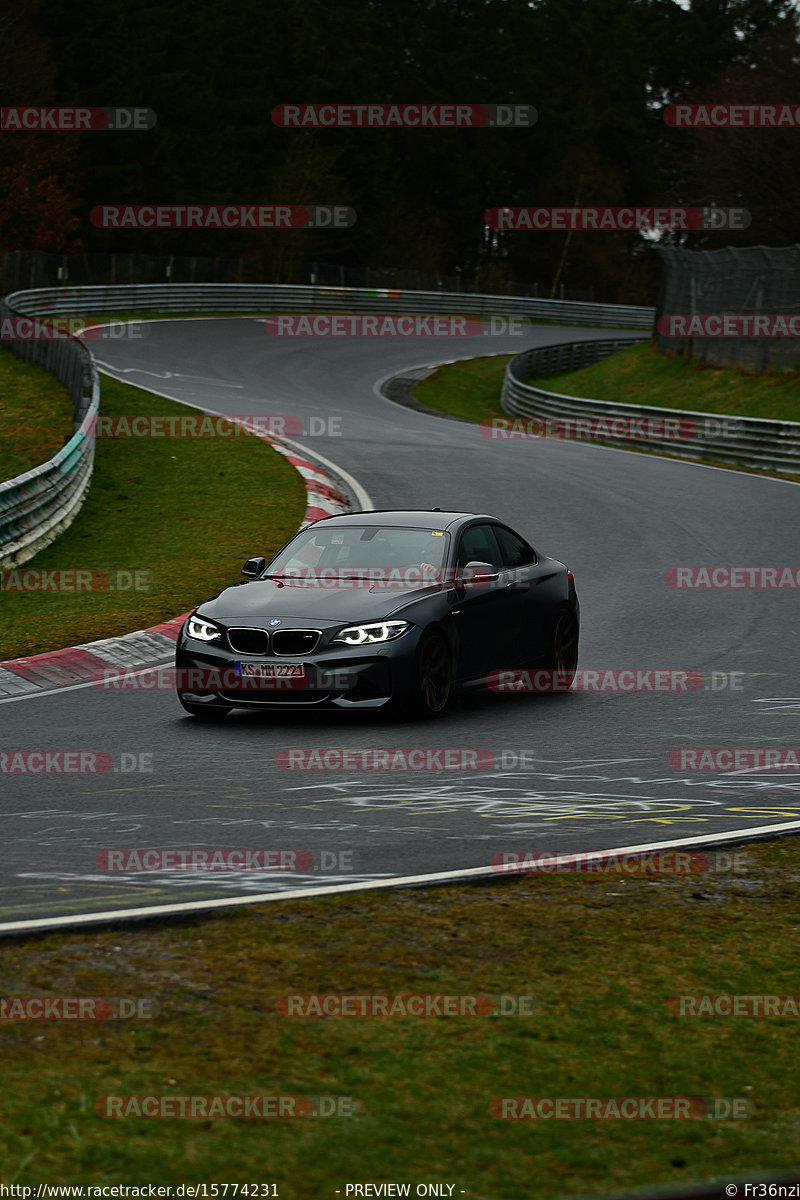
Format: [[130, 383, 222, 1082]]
[[404, 631, 452, 718], [547, 610, 579, 690]]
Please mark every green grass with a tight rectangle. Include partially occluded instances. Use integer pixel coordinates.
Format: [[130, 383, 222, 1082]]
[[412, 342, 800, 480], [3, 311, 800, 1195], [1, 836, 799, 1193], [414, 342, 800, 430], [0, 346, 76, 479], [533, 340, 800, 421], [0, 373, 306, 659], [413, 354, 517, 423]]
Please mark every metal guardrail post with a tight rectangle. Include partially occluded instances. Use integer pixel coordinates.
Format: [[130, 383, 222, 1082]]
[[500, 336, 800, 473], [6, 281, 798, 570], [0, 298, 100, 568], [0, 282, 655, 566]]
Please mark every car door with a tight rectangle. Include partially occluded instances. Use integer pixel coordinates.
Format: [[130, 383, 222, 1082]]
[[450, 522, 519, 682], [493, 524, 563, 665]]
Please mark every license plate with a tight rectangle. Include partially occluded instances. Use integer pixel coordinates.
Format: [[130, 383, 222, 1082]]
[[235, 662, 307, 679]]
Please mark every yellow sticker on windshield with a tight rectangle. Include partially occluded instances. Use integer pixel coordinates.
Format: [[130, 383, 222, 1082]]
[[431, 531, 444, 536]]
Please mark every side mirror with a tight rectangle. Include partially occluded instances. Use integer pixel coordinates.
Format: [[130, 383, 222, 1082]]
[[461, 560, 499, 588], [241, 556, 266, 579]]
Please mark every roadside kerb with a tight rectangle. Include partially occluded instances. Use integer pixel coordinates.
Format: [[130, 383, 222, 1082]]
[[0, 432, 354, 698]]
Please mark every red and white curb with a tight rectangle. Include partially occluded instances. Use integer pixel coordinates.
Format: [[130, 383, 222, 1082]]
[[0, 433, 362, 699], [271, 440, 351, 526]]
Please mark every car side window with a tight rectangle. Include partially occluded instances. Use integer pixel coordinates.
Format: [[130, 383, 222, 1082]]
[[456, 523, 504, 569], [494, 525, 536, 568]]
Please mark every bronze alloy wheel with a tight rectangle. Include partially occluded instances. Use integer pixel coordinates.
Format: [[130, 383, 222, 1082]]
[[551, 610, 579, 688], [414, 632, 452, 716]]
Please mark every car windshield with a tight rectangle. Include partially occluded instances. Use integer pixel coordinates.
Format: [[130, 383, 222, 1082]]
[[267, 525, 450, 580]]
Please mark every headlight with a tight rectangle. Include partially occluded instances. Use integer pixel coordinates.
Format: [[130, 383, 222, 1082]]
[[332, 620, 410, 646], [186, 614, 222, 642]]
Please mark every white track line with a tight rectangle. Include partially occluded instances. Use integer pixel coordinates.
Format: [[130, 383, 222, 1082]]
[[0, 658, 176, 704], [93, 358, 375, 512], [2, 320, 791, 935], [0, 346, 373, 707], [2, 822, 799, 935], [374, 359, 800, 488]]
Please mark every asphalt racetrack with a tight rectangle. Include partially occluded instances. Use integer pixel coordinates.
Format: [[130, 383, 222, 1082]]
[[3, 317, 800, 930]]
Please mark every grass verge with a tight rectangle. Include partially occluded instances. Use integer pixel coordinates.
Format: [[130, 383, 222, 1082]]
[[0, 346, 75, 479], [532, 340, 800, 422], [0, 373, 306, 660], [0, 836, 799, 1193], [411, 342, 800, 479], [413, 341, 800, 428], [413, 354, 517, 423]]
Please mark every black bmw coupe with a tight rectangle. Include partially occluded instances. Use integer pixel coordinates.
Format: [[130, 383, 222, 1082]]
[[175, 509, 579, 719]]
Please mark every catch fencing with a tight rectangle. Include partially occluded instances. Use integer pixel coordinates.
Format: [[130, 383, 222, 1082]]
[[0, 250, 602, 302], [655, 244, 800, 372]]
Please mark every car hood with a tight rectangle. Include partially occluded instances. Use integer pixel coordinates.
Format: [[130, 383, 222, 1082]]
[[197, 578, 439, 624]]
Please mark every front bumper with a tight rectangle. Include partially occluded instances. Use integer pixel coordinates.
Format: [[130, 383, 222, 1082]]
[[174, 631, 422, 710]]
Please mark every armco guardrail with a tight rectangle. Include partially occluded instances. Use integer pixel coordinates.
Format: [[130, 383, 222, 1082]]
[[1, 282, 651, 570], [501, 336, 800, 473], [1, 298, 99, 569], [6, 282, 655, 329]]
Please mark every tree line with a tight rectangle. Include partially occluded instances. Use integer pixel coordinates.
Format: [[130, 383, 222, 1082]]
[[1, 0, 798, 303]]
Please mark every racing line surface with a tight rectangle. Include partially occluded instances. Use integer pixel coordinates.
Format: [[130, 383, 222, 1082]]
[[2, 317, 800, 930]]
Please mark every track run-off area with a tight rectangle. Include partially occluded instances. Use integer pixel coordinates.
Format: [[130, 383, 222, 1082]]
[[2, 317, 800, 932]]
